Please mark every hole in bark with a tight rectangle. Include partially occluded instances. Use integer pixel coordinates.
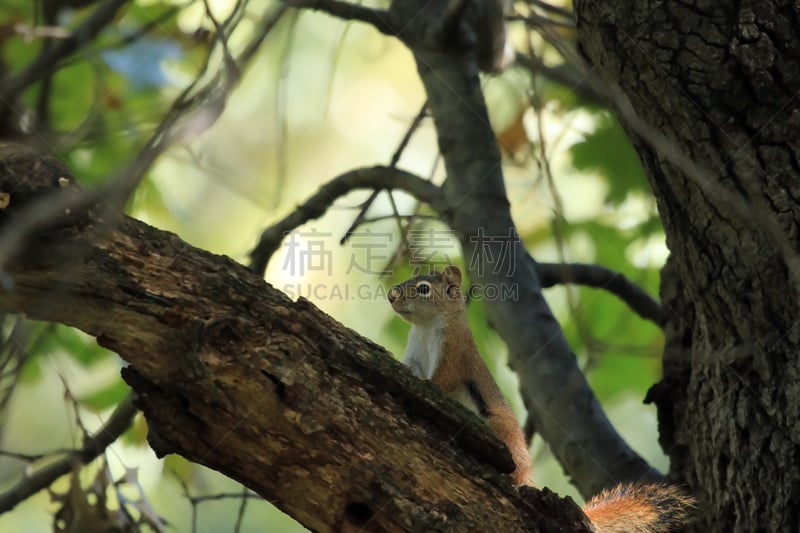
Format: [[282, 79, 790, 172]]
[[345, 502, 373, 526], [261, 369, 286, 399]]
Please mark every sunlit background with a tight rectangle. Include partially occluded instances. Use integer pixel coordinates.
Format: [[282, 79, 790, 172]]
[[0, 0, 669, 530]]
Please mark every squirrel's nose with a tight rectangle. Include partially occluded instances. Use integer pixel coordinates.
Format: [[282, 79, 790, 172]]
[[388, 286, 401, 303]]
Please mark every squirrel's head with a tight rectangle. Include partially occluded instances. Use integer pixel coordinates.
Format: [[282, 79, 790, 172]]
[[388, 265, 464, 325]]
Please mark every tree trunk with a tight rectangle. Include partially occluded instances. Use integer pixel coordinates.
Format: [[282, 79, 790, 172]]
[[575, 1, 800, 530], [0, 150, 591, 532]]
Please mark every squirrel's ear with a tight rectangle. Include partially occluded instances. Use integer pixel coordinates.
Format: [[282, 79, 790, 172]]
[[442, 265, 462, 287]]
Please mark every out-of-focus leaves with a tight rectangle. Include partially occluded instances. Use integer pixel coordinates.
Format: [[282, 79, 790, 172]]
[[18, 355, 42, 383], [48, 62, 98, 132], [33, 325, 113, 368], [102, 36, 182, 89], [0, 29, 40, 75], [17, 324, 112, 384], [164, 454, 195, 480], [121, 411, 148, 446], [549, 220, 664, 402], [588, 350, 661, 400], [78, 378, 130, 412], [51, 460, 166, 532], [570, 114, 649, 205], [57, 327, 113, 367]]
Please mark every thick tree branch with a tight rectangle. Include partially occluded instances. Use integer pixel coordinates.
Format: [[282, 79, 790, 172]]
[[574, 1, 800, 528], [0, 393, 137, 513], [249, 166, 444, 274], [537, 262, 663, 326], [0, 151, 591, 532]]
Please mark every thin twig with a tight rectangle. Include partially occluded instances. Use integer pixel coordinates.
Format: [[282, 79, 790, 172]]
[[0, 393, 138, 513], [340, 101, 429, 245], [233, 485, 250, 533], [249, 166, 444, 275], [274, 10, 301, 208], [174, 470, 259, 533]]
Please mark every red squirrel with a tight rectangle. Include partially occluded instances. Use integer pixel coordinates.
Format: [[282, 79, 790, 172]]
[[388, 265, 693, 532]]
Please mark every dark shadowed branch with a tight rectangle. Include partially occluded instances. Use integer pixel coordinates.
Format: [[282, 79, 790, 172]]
[[286, 0, 396, 34], [537, 262, 663, 326], [513, 53, 605, 106]]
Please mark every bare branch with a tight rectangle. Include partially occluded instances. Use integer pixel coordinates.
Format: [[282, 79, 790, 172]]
[[286, 0, 395, 35], [249, 166, 444, 275], [537, 262, 663, 326], [0, 394, 137, 513], [173, 475, 260, 533]]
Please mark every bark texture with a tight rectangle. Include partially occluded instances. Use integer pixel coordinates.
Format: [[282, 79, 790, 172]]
[[575, 0, 800, 530], [0, 151, 592, 531]]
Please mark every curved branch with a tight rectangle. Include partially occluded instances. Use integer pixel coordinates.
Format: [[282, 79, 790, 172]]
[[249, 166, 444, 275], [0, 394, 137, 513], [286, 0, 396, 34], [537, 262, 663, 326]]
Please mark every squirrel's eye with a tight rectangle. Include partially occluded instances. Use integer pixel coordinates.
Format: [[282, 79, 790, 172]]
[[415, 281, 431, 295]]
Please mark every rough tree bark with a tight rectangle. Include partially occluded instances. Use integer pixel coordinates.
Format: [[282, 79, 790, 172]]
[[575, 0, 800, 530], [0, 151, 591, 531]]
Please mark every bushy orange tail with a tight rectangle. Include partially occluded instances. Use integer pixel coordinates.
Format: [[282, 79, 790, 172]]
[[582, 483, 694, 533], [485, 409, 531, 486]]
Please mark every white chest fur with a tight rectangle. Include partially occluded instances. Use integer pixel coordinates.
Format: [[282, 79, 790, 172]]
[[402, 322, 444, 380]]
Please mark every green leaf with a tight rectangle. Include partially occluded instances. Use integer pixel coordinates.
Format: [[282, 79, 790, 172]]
[[53, 326, 113, 367], [588, 351, 661, 401], [570, 114, 649, 205], [78, 378, 130, 412], [18, 355, 42, 383], [121, 412, 148, 446]]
